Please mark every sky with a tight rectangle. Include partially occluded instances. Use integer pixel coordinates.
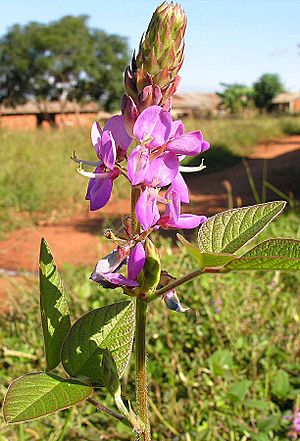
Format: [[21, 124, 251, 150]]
[[0, 0, 299, 93]]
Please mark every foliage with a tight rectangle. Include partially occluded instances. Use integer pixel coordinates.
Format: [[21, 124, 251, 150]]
[[218, 83, 254, 114], [253, 74, 285, 113], [281, 118, 300, 135], [0, 209, 299, 439], [0, 16, 129, 111]]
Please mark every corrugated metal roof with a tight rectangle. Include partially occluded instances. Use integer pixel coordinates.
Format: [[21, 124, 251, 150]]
[[272, 93, 300, 104], [172, 93, 221, 110], [0, 101, 100, 115]]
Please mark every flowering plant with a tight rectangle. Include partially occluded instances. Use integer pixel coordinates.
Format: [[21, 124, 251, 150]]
[[2, 3, 300, 441]]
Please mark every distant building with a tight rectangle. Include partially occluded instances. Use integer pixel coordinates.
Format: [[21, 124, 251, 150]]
[[272, 93, 300, 114], [0, 101, 109, 129], [171, 93, 222, 118]]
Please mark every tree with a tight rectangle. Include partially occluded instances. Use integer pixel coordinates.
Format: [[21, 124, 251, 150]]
[[218, 83, 254, 114], [0, 16, 129, 111], [253, 73, 284, 112]]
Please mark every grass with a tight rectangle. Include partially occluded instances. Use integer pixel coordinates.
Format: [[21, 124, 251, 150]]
[[0, 208, 300, 440]]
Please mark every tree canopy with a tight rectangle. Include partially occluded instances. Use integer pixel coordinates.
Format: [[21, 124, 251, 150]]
[[218, 83, 254, 114], [0, 16, 129, 111], [253, 74, 284, 112]]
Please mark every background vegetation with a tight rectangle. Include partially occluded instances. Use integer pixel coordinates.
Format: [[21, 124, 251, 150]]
[[0, 209, 299, 440]]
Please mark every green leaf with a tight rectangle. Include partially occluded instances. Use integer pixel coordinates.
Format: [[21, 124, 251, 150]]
[[61, 301, 135, 386], [101, 349, 121, 397], [39, 238, 71, 370], [225, 238, 300, 271], [198, 201, 286, 254], [3, 372, 92, 424], [240, 238, 300, 259], [271, 369, 290, 400], [227, 379, 252, 402], [225, 256, 300, 271], [177, 234, 235, 269]]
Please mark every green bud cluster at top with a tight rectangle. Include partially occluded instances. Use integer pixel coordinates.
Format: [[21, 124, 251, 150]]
[[125, 1, 186, 104]]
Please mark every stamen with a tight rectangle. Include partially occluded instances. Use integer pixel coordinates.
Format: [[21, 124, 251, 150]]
[[148, 187, 169, 204], [179, 158, 206, 173], [141, 133, 154, 145], [77, 163, 109, 179], [71, 152, 100, 167]]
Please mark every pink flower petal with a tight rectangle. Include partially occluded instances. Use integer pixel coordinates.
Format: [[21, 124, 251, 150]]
[[170, 172, 189, 203], [136, 188, 160, 230], [102, 273, 139, 287], [91, 121, 103, 158], [104, 115, 132, 151], [86, 166, 113, 211], [133, 105, 173, 148], [167, 131, 205, 156], [164, 189, 180, 222], [170, 120, 184, 139], [128, 145, 150, 185], [101, 130, 117, 170], [172, 214, 207, 229], [146, 152, 179, 187], [128, 242, 146, 280]]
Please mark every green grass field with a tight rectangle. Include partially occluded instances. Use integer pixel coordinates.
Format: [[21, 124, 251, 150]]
[[0, 210, 300, 440], [0, 115, 300, 440]]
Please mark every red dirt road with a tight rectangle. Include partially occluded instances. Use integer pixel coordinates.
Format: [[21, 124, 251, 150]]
[[0, 135, 300, 304]]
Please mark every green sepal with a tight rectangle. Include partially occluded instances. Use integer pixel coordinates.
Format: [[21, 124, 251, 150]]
[[139, 238, 161, 296]]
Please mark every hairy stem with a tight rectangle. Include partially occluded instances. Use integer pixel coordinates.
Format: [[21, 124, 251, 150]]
[[86, 397, 132, 429], [153, 269, 201, 299], [135, 298, 151, 440]]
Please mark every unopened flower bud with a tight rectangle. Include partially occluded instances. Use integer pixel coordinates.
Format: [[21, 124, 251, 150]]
[[163, 290, 189, 313], [122, 2, 186, 122]]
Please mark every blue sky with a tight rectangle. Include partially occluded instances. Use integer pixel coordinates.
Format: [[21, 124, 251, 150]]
[[0, 0, 299, 92]]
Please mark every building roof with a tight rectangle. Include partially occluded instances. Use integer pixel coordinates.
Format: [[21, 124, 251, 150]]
[[172, 93, 221, 111], [0, 100, 100, 115], [272, 93, 300, 104]]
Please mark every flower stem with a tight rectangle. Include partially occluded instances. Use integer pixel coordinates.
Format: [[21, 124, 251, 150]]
[[153, 269, 201, 299], [135, 298, 151, 440], [86, 397, 132, 428]]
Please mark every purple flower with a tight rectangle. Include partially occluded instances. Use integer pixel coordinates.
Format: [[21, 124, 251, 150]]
[[159, 188, 207, 230], [133, 105, 209, 155], [90, 243, 145, 289], [86, 116, 132, 211], [127, 105, 209, 187], [135, 187, 161, 231], [91, 122, 117, 170], [103, 115, 132, 153], [86, 165, 119, 211]]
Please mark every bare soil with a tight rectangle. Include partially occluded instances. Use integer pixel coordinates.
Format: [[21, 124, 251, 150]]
[[1, 135, 299, 307]]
